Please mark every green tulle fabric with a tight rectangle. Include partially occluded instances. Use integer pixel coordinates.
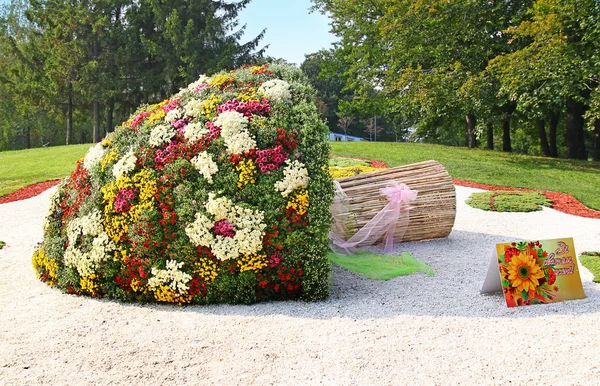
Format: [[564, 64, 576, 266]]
[[328, 251, 434, 280]]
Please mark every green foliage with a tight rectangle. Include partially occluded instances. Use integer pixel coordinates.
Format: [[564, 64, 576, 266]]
[[331, 141, 600, 210], [465, 191, 552, 212], [0, 240, 5, 249], [579, 252, 600, 283]]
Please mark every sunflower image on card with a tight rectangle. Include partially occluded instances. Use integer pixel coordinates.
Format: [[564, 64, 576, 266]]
[[496, 238, 585, 307]]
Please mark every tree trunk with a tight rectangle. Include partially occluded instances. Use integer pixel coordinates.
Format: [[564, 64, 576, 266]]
[[66, 83, 73, 145], [537, 119, 550, 156], [92, 33, 101, 143], [465, 114, 477, 148], [486, 123, 494, 150], [93, 101, 101, 143], [106, 98, 114, 133], [549, 111, 559, 157], [25, 126, 31, 149], [502, 117, 511, 152], [593, 119, 600, 162], [566, 97, 587, 160]]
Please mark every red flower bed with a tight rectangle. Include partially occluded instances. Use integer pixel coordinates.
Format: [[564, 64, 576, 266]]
[[0, 180, 61, 204]]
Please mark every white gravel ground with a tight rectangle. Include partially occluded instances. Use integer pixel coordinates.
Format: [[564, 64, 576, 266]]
[[1, 185, 600, 385]]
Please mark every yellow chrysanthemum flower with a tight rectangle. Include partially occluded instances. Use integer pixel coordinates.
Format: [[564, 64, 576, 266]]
[[507, 252, 545, 293], [32, 246, 58, 286], [209, 73, 234, 88], [100, 148, 120, 172], [287, 189, 309, 215], [236, 159, 257, 188], [239, 252, 268, 272], [328, 165, 384, 180], [201, 94, 222, 117], [80, 274, 98, 295], [195, 258, 219, 284]]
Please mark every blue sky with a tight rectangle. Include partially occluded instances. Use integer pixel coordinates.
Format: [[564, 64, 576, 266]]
[[237, 0, 337, 66]]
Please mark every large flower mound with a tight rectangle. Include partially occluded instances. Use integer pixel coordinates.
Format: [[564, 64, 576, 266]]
[[33, 64, 333, 304]]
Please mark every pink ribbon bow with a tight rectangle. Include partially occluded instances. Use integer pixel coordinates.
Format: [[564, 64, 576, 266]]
[[329, 181, 418, 255]]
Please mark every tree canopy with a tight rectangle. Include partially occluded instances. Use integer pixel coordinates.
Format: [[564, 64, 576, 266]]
[[311, 0, 600, 160], [0, 0, 265, 150]]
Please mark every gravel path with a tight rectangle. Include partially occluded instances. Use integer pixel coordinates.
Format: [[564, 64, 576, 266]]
[[1, 186, 599, 385]]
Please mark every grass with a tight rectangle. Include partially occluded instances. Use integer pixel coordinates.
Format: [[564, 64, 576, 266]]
[[466, 191, 552, 212], [0, 144, 90, 197], [580, 252, 600, 283], [329, 156, 370, 168], [332, 142, 600, 210]]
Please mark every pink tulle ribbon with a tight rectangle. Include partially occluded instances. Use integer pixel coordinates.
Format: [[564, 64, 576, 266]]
[[329, 181, 418, 255]]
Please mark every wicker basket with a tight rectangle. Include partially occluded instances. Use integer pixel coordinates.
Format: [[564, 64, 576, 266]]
[[336, 160, 456, 243]]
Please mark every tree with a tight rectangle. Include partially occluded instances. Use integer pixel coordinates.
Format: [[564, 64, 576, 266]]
[[337, 116, 353, 137], [3, 0, 266, 148], [488, 0, 600, 159], [301, 50, 351, 133], [1, 0, 63, 149], [125, 0, 265, 99], [313, 0, 533, 148], [363, 117, 383, 142], [22, 0, 96, 145]]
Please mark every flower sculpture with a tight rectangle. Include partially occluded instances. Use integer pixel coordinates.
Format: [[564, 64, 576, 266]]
[[33, 64, 333, 304]]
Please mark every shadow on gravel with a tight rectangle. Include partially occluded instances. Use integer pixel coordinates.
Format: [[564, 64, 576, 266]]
[[112, 229, 600, 320]]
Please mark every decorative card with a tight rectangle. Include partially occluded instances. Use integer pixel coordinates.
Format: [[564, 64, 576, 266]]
[[481, 238, 586, 307]]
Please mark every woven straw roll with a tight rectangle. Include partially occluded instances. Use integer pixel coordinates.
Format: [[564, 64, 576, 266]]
[[337, 160, 456, 243]]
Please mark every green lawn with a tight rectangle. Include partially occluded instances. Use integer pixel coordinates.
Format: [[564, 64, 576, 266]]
[[1, 142, 600, 211], [580, 252, 600, 283], [331, 142, 600, 211], [0, 144, 90, 197]]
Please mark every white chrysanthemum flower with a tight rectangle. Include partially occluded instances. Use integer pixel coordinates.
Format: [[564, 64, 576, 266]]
[[214, 110, 248, 134], [80, 210, 104, 236], [258, 79, 291, 103], [233, 209, 266, 254], [184, 122, 209, 142], [184, 98, 204, 118], [66, 209, 104, 242], [186, 194, 266, 261], [204, 193, 232, 221], [148, 260, 192, 294], [187, 75, 209, 91], [164, 108, 183, 123], [83, 142, 106, 171], [112, 150, 137, 180], [64, 211, 115, 277], [191, 151, 218, 183], [275, 159, 310, 197], [185, 213, 214, 247], [214, 110, 256, 154], [225, 131, 256, 155], [64, 246, 84, 273], [43, 185, 63, 232], [149, 124, 177, 147], [212, 236, 239, 261]]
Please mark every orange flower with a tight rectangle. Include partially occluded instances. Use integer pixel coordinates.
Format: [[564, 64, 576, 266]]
[[507, 252, 545, 293]]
